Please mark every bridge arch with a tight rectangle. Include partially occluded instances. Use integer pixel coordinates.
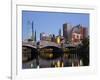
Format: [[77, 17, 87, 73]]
[[22, 43, 37, 49], [39, 46, 63, 59], [22, 45, 38, 62], [39, 41, 60, 48]]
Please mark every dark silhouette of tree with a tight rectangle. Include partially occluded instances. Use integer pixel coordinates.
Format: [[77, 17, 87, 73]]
[[78, 37, 89, 66]]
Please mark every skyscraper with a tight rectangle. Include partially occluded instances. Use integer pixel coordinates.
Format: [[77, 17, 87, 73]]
[[35, 30, 37, 41], [32, 21, 34, 41], [40, 33, 42, 40], [63, 23, 72, 43], [59, 28, 61, 36], [63, 23, 67, 42]]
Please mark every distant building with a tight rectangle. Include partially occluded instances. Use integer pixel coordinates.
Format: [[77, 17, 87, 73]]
[[34, 30, 37, 41], [72, 32, 82, 45], [56, 36, 61, 44], [60, 36, 65, 44], [40, 33, 42, 40], [63, 23, 72, 43], [59, 28, 61, 36], [63, 23, 67, 42], [71, 24, 88, 45], [51, 34, 56, 42], [82, 27, 89, 38], [31, 21, 34, 41], [40, 32, 52, 41], [28, 21, 37, 42]]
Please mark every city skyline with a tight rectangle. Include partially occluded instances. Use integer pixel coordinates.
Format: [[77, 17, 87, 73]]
[[22, 11, 89, 41]]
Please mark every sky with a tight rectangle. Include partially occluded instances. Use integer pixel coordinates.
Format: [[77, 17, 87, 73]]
[[22, 11, 89, 41]]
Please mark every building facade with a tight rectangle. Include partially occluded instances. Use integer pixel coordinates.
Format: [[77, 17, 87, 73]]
[[63, 23, 72, 43], [71, 24, 88, 45]]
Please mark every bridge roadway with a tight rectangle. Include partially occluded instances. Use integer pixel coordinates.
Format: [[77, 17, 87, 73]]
[[22, 41, 61, 49]]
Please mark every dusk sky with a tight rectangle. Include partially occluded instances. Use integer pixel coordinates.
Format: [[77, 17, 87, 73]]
[[22, 11, 89, 41]]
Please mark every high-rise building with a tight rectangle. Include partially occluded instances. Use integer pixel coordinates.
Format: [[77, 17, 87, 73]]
[[67, 24, 72, 42], [59, 28, 61, 36], [34, 30, 36, 41], [63, 23, 72, 43], [40, 33, 42, 40], [63, 23, 67, 41], [32, 21, 34, 41]]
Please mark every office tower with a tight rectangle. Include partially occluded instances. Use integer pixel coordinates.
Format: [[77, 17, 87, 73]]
[[67, 24, 72, 42], [63, 23, 67, 41], [59, 28, 61, 36], [40, 33, 42, 40], [34, 30, 36, 41], [63, 23, 72, 43], [32, 21, 34, 41]]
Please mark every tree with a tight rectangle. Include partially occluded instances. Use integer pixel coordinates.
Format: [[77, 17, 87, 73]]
[[78, 37, 89, 66]]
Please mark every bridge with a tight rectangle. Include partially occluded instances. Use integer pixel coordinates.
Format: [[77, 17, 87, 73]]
[[22, 41, 37, 48], [22, 41, 82, 68], [22, 41, 61, 49]]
